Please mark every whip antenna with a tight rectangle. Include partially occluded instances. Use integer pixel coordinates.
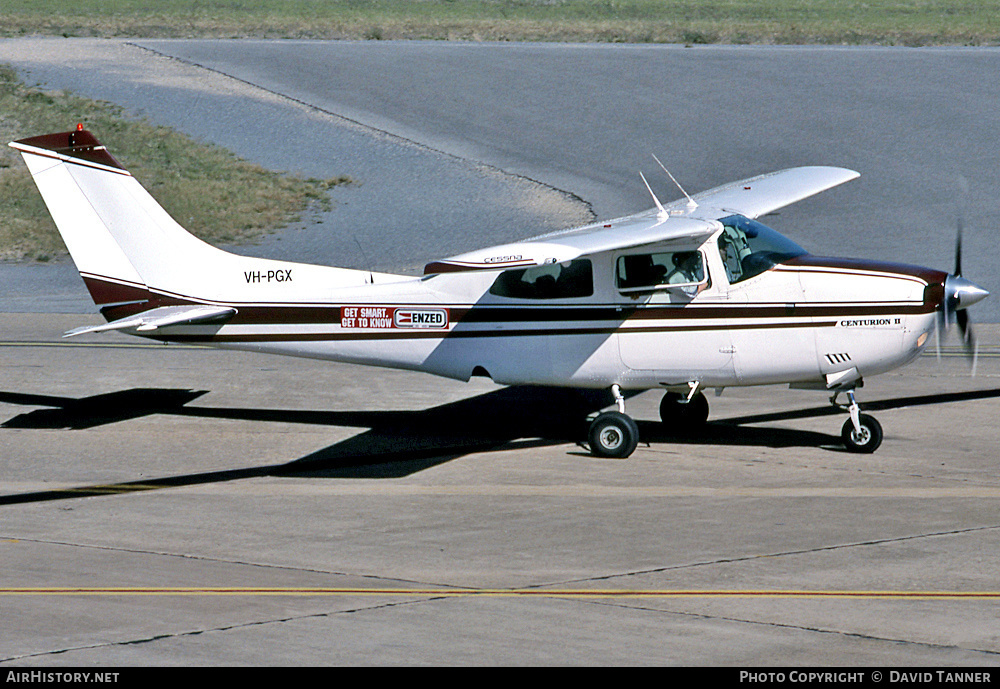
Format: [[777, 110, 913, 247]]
[[652, 154, 697, 209], [639, 171, 666, 217]]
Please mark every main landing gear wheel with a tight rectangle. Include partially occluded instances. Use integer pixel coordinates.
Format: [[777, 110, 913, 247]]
[[841, 414, 883, 454], [659, 391, 709, 433], [589, 411, 639, 459]]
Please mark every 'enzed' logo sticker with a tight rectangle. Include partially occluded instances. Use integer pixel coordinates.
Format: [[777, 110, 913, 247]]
[[394, 309, 448, 328]]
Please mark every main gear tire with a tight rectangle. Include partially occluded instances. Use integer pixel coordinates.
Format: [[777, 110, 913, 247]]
[[659, 391, 709, 433], [589, 411, 639, 458]]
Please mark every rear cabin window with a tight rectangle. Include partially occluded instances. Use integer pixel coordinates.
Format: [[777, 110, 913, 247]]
[[489, 259, 594, 300], [616, 251, 705, 290]]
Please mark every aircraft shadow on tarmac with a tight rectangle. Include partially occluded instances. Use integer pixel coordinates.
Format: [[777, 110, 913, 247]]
[[3, 385, 1000, 504]]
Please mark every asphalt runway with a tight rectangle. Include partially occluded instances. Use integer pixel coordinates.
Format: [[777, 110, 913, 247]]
[[2, 314, 1000, 665], [2, 38, 1000, 665]]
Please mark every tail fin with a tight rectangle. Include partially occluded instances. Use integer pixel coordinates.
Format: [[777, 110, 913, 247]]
[[10, 127, 151, 307], [10, 127, 394, 321]]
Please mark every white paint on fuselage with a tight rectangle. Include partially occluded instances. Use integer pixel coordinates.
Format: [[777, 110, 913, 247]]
[[167, 229, 940, 393]]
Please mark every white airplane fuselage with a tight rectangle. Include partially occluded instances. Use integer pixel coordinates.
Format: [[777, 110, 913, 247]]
[[86, 226, 944, 393]]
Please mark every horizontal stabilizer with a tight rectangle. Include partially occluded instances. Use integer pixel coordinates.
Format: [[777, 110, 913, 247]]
[[64, 305, 237, 338]]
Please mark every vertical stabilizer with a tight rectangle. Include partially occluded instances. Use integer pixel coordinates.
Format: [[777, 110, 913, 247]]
[[10, 127, 243, 301], [10, 127, 398, 317], [10, 128, 148, 302]]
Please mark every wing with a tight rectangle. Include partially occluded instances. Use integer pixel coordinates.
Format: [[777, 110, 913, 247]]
[[425, 166, 858, 274], [684, 166, 860, 219]]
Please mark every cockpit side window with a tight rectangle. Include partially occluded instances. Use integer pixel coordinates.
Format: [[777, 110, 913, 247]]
[[616, 250, 705, 291], [717, 215, 807, 284], [489, 259, 594, 300]]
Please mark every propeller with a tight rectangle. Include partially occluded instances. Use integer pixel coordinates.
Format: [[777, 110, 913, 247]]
[[938, 207, 989, 373]]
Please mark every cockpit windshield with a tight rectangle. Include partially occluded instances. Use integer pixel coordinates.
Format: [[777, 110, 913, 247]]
[[717, 215, 808, 284]]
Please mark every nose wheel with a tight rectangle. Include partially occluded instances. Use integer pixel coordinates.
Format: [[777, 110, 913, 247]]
[[841, 414, 883, 453], [835, 389, 883, 454]]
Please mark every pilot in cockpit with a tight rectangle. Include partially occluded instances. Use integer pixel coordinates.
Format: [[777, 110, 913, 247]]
[[666, 251, 703, 284], [665, 251, 707, 296]]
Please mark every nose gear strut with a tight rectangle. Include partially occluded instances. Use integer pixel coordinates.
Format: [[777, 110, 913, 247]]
[[831, 388, 883, 453]]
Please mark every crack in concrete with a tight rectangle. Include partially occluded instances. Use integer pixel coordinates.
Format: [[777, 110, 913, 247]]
[[4, 525, 999, 662], [528, 522, 1000, 589], [0, 596, 440, 664], [7, 522, 1000, 598], [577, 597, 1000, 659], [0, 534, 470, 592]]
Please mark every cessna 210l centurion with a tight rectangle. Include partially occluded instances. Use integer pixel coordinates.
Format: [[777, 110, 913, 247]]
[[10, 127, 989, 458]]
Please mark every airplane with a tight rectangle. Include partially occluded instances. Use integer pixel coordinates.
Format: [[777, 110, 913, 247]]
[[8, 126, 989, 458]]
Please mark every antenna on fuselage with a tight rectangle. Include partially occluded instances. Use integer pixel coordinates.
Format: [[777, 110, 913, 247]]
[[652, 154, 698, 209], [352, 234, 375, 284], [639, 171, 667, 217]]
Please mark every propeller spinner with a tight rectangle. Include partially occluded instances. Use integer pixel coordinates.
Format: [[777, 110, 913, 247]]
[[939, 222, 989, 366]]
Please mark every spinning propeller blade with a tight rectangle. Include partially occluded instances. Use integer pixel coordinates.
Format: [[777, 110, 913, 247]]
[[939, 203, 987, 373], [954, 214, 963, 278]]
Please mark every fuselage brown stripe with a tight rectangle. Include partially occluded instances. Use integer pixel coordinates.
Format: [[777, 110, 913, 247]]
[[220, 301, 936, 326], [154, 319, 846, 344]]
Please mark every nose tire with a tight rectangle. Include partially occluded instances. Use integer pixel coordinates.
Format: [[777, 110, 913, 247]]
[[841, 414, 883, 453]]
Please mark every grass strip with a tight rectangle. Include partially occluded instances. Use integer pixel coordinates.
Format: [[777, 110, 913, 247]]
[[1, 0, 998, 46], [0, 64, 350, 261]]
